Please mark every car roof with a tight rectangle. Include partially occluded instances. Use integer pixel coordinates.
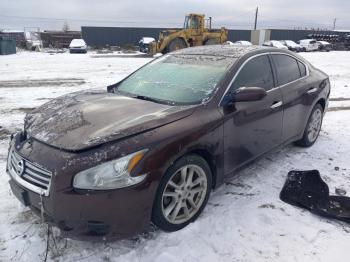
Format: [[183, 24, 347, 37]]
[[172, 45, 271, 58]]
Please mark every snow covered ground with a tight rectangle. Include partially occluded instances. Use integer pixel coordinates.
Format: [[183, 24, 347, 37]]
[[0, 50, 349, 261]]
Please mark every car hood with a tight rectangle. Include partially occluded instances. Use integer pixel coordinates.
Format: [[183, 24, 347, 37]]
[[24, 90, 195, 151]]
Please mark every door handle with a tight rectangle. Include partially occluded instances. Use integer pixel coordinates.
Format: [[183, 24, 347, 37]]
[[307, 87, 318, 94], [271, 101, 283, 109]]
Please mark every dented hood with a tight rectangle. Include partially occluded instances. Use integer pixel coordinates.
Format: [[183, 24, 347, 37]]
[[25, 90, 195, 151]]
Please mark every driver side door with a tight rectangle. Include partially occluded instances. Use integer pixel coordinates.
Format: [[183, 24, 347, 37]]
[[221, 54, 284, 175]]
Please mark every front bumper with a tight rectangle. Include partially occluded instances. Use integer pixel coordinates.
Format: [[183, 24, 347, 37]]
[[8, 177, 154, 238], [6, 134, 158, 239], [69, 48, 87, 53]]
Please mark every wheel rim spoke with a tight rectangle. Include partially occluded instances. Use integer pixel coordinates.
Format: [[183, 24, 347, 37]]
[[187, 197, 197, 209], [180, 166, 188, 185], [168, 180, 181, 190], [190, 186, 206, 195], [163, 191, 178, 198], [164, 199, 177, 217], [183, 204, 190, 218], [186, 167, 194, 186], [192, 176, 204, 187], [170, 202, 182, 222]]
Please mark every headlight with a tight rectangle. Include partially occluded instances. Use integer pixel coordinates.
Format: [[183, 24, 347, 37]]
[[73, 149, 148, 190]]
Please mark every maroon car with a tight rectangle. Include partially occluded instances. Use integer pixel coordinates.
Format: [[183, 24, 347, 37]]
[[6, 45, 330, 238]]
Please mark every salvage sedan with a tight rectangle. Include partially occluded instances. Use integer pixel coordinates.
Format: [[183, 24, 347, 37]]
[[6, 45, 330, 238]]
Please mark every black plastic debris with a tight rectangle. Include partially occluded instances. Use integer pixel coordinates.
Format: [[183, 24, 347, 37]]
[[280, 170, 350, 223]]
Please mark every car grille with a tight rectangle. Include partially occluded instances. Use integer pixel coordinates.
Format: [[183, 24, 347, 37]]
[[7, 148, 52, 196]]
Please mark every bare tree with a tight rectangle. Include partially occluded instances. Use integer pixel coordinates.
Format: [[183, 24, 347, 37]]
[[62, 20, 70, 32]]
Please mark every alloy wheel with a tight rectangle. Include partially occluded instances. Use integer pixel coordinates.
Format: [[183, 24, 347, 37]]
[[161, 165, 208, 224], [307, 108, 323, 142]]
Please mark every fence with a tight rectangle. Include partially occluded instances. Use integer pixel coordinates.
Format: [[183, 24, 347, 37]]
[[82, 26, 252, 47], [78, 27, 350, 48], [269, 29, 348, 42]]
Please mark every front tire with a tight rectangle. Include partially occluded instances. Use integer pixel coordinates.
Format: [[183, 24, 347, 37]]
[[204, 38, 220, 45], [165, 38, 187, 53], [295, 103, 324, 147], [152, 154, 212, 232]]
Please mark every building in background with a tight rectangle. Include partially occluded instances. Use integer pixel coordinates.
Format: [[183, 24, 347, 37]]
[[40, 31, 82, 48], [0, 35, 16, 55]]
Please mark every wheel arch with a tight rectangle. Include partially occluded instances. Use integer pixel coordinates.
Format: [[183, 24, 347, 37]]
[[303, 96, 327, 128], [295, 97, 326, 147], [168, 148, 218, 189]]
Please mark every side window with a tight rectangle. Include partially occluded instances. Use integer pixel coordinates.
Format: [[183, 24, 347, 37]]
[[230, 55, 274, 92], [297, 61, 307, 77], [272, 54, 301, 85]]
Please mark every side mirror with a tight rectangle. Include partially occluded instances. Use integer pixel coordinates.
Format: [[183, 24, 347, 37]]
[[232, 87, 267, 102], [107, 81, 121, 93]]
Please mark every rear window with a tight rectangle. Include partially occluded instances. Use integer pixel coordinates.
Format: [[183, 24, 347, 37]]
[[297, 61, 307, 77], [272, 54, 301, 85]]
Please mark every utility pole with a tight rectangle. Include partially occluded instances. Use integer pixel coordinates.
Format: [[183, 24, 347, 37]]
[[333, 18, 337, 30], [254, 6, 259, 30], [209, 17, 212, 30]]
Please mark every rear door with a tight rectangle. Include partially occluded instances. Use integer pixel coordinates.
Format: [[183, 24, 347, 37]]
[[222, 54, 283, 175], [270, 53, 312, 142]]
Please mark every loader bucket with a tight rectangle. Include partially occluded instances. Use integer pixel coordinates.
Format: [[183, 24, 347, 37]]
[[148, 42, 158, 56]]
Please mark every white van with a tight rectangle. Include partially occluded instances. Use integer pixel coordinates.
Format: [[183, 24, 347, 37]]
[[298, 39, 318, 52]]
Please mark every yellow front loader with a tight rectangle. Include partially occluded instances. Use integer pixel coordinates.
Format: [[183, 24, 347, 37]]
[[149, 14, 228, 55]]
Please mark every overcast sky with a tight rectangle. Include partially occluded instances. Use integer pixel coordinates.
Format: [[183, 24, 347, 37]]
[[0, 0, 349, 31]]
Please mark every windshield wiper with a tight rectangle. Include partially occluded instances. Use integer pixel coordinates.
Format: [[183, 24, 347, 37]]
[[113, 89, 177, 106], [132, 95, 174, 105]]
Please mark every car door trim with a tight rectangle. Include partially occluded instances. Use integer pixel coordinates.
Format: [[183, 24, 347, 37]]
[[219, 52, 310, 106]]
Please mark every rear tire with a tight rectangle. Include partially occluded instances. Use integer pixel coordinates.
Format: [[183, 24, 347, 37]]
[[152, 154, 212, 232], [204, 38, 220, 45], [295, 104, 324, 147], [166, 38, 187, 53]]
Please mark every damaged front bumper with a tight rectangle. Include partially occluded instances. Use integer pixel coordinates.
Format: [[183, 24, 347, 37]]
[[6, 133, 158, 239]]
